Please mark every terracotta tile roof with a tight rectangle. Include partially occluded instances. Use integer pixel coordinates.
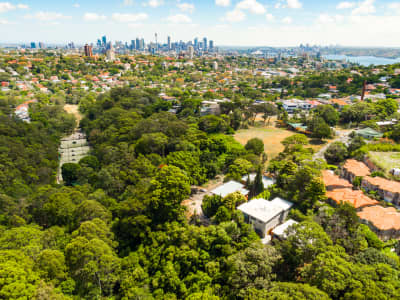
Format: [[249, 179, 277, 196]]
[[343, 159, 371, 177], [331, 99, 348, 106], [363, 176, 400, 195], [358, 206, 400, 231], [326, 188, 379, 209], [322, 170, 353, 190]]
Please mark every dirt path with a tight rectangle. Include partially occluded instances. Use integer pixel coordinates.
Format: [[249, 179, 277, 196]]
[[313, 129, 352, 161], [182, 175, 225, 220], [64, 104, 83, 128]]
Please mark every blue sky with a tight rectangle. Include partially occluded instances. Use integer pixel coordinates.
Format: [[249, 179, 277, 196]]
[[0, 0, 400, 46]]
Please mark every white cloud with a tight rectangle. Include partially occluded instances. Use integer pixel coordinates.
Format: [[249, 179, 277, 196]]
[[336, 1, 355, 9], [177, 3, 195, 13], [0, 19, 10, 24], [352, 0, 375, 15], [236, 0, 266, 14], [112, 13, 148, 22], [16, 4, 28, 9], [317, 13, 344, 24], [286, 0, 302, 9], [166, 13, 191, 23], [388, 2, 400, 14], [73, 3, 80, 8], [223, 9, 246, 22], [282, 16, 292, 24], [83, 12, 106, 21], [215, 0, 230, 7], [266, 13, 275, 21], [123, 0, 134, 5], [0, 2, 28, 13], [145, 0, 163, 7], [25, 12, 71, 21]]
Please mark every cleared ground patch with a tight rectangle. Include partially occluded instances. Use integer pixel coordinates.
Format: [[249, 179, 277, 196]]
[[369, 152, 400, 174], [234, 126, 295, 159], [234, 124, 328, 160]]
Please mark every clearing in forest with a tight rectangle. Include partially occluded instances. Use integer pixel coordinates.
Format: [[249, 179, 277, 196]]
[[234, 126, 295, 159]]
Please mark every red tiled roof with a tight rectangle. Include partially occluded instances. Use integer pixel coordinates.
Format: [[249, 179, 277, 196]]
[[363, 176, 400, 195], [322, 170, 353, 190], [326, 188, 379, 209], [358, 206, 400, 231], [343, 159, 371, 177]]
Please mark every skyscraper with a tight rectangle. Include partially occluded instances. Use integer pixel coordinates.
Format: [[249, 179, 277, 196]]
[[84, 44, 93, 57], [38, 42, 45, 49], [135, 38, 140, 50], [106, 43, 115, 61], [102, 36, 107, 47], [209, 40, 214, 50], [194, 37, 198, 49], [203, 37, 207, 51], [188, 45, 194, 59], [167, 36, 171, 50], [30, 42, 36, 49]]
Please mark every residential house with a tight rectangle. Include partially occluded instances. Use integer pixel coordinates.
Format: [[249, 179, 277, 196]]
[[326, 188, 380, 211], [361, 176, 400, 205], [340, 159, 371, 183], [355, 127, 383, 139], [271, 219, 298, 240], [322, 170, 353, 191], [241, 173, 275, 189], [210, 181, 249, 198], [357, 206, 400, 241], [237, 197, 293, 238]]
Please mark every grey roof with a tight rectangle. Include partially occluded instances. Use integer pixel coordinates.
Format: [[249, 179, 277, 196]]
[[237, 197, 293, 223], [271, 219, 298, 238], [241, 174, 275, 188], [210, 180, 249, 198]]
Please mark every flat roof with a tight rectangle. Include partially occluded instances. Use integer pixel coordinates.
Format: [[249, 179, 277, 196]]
[[210, 180, 249, 198], [272, 219, 298, 238], [237, 197, 293, 223]]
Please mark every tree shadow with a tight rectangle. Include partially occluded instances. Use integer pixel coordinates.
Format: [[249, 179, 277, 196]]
[[309, 138, 327, 145]]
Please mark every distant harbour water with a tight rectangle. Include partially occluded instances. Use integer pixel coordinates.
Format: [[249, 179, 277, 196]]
[[324, 54, 400, 66]]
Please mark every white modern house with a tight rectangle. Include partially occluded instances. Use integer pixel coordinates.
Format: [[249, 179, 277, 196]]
[[210, 180, 249, 198], [237, 197, 293, 239]]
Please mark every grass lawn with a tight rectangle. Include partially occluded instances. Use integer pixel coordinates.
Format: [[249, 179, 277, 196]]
[[234, 124, 329, 160], [368, 152, 400, 174]]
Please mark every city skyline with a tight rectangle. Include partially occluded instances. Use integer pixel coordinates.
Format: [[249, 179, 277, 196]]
[[0, 0, 400, 47]]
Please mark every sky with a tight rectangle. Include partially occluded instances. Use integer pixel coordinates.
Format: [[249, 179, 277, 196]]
[[0, 0, 400, 47]]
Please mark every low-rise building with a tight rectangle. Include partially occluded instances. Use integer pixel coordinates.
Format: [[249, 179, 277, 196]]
[[357, 206, 400, 241], [355, 127, 383, 140], [340, 159, 371, 183], [271, 219, 298, 240], [361, 176, 400, 205], [210, 180, 249, 198], [237, 197, 293, 238], [326, 188, 379, 211], [322, 170, 353, 191]]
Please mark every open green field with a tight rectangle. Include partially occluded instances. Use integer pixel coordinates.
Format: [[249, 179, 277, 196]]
[[368, 151, 400, 173]]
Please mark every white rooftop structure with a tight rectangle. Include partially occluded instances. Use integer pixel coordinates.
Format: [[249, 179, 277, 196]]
[[272, 219, 298, 239], [210, 180, 249, 198], [237, 197, 293, 224]]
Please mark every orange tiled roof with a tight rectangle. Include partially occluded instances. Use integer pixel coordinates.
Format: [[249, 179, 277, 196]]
[[343, 159, 371, 177], [363, 176, 400, 195], [358, 206, 400, 231], [326, 188, 379, 209], [331, 99, 348, 106], [322, 170, 353, 190]]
